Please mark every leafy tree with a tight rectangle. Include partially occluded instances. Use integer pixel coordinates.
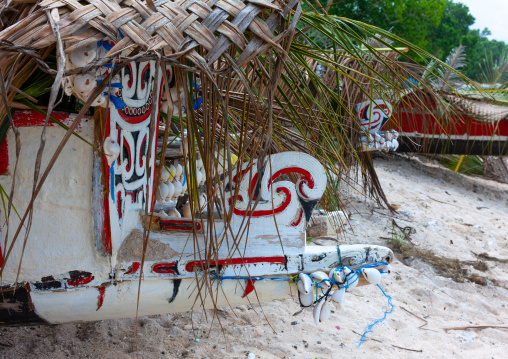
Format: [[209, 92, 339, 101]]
[[425, 1, 475, 59], [326, 0, 446, 49], [325, 0, 508, 82], [462, 29, 508, 81]]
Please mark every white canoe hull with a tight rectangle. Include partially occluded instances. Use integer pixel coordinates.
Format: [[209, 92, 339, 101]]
[[0, 60, 394, 325]]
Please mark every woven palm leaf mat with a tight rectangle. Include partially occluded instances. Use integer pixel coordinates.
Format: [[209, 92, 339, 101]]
[[0, 0, 301, 71]]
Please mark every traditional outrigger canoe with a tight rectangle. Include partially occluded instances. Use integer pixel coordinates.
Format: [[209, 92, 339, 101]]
[[0, 107, 393, 325], [0, 0, 400, 327], [391, 90, 508, 155]]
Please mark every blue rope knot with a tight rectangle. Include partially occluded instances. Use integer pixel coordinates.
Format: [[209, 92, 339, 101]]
[[209, 260, 393, 347]]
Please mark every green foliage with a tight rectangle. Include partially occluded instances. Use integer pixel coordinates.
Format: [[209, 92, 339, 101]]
[[324, 0, 446, 48], [0, 184, 21, 221], [425, 1, 475, 59], [322, 0, 446, 49], [324, 0, 508, 81], [14, 73, 53, 100], [463, 32, 508, 81], [440, 155, 484, 175], [387, 219, 414, 252], [476, 49, 508, 87]]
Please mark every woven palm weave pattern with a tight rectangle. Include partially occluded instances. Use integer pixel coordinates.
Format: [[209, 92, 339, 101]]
[[0, 0, 300, 68]]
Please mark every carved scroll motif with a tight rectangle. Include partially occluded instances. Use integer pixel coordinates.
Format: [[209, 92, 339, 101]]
[[225, 152, 327, 231], [356, 99, 393, 134], [356, 99, 399, 151]]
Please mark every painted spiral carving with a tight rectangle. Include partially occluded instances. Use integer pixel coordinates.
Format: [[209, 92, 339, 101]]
[[356, 100, 393, 134], [226, 152, 327, 229]]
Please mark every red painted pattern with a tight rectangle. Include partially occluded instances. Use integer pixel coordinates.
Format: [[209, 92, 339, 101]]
[[230, 166, 314, 217], [103, 111, 113, 256], [102, 63, 162, 255], [124, 187, 143, 203], [11, 110, 88, 130], [359, 105, 367, 119], [124, 262, 141, 275], [230, 187, 291, 217], [360, 103, 390, 131], [242, 279, 256, 298], [117, 90, 153, 124], [250, 173, 259, 198], [103, 193, 112, 255], [268, 167, 314, 199], [67, 275, 94, 287], [152, 262, 177, 274], [97, 286, 106, 311], [291, 208, 303, 226], [140, 133, 147, 168], [232, 166, 253, 183], [231, 166, 259, 200], [0, 139, 8, 175], [186, 256, 285, 272], [127, 63, 134, 88], [116, 191, 122, 219], [141, 63, 150, 90], [360, 104, 382, 127], [123, 136, 132, 172]]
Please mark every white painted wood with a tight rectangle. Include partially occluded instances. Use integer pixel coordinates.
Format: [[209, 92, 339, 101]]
[[30, 244, 393, 324], [0, 119, 109, 284]]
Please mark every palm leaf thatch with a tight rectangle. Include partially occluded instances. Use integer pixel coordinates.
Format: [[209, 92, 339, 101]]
[[0, 0, 477, 317]]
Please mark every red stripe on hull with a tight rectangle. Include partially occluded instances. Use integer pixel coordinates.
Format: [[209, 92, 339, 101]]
[[159, 219, 202, 231], [152, 262, 177, 274], [0, 139, 8, 175], [393, 112, 508, 137], [186, 256, 285, 272]]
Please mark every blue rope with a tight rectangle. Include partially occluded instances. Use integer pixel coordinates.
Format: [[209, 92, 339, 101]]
[[358, 283, 394, 347], [102, 93, 126, 109], [210, 261, 393, 345], [109, 162, 115, 202], [211, 261, 389, 302], [211, 272, 292, 285]]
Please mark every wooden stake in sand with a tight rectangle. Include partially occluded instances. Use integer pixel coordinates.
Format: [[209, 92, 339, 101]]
[[444, 325, 508, 331]]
